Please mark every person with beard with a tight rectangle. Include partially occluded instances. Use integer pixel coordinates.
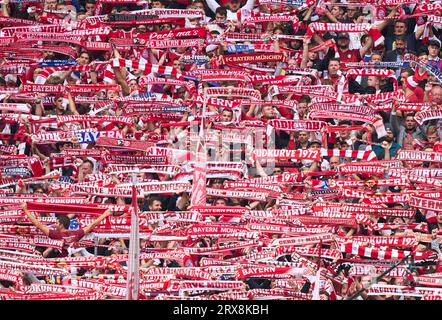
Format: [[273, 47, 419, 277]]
[[294, 131, 311, 150], [380, 19, 423, 53], [390, 105, 426, 150], [383, 36, 411, 79], [383, 35, 409, 62], [334, 32, 372, 63], [311, 30, 372, 67], [322, 58, 346, 92], [371, 124, 401, 160]]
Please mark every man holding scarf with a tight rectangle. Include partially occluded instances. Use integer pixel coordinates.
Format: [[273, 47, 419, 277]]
[[21, 203, 114, 257]]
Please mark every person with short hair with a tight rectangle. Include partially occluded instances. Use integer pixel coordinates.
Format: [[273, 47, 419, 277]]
[[322, 58, 345, 92], [295, 131, 311, 149], [22, 203, 113, 257], [85, 0, 96, 16], [77, 159, 95, 183], [151, 0, 167, 9], [220, 108, 234, 122], [426, 84, 442, 105], [214, 6, 227, 22], [427, 39, 442, 71], [426, 125, 440, 148], [377, 13, 423, 52], [335, 32, 372, 63], [206, 0, 255, 22], [371, 124, 401, 160], [383, 35, 408, 62], [329, 156, 341, 171], [147, 196, 163, 211], [390, 104, 426, 150]]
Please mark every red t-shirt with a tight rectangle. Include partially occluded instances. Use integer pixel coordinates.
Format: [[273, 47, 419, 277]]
[[405, 92, 419, 103], [338, 48, 361, 63], [414, 86, 424, 102], [49, 229, 85, 257]]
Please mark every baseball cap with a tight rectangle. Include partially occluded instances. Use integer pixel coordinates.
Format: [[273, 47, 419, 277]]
[[207, 24, 224, 35], [337, 32, 350, 39], [206, 44, 219, 53], [429, 38, 441, 49], [309, 140, 322, 147]]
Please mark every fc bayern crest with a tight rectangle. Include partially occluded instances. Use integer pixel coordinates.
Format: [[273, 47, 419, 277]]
[[376, 8, 386, 19]]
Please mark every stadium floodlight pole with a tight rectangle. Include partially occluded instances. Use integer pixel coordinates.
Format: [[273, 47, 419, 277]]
[[126, 173, 140, 300], [190, 84, 208, 207], [94, 237, 99, 256], [345, 252, 414, 300]]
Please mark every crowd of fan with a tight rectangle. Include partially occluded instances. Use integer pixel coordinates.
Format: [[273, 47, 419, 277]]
[[0, 0, 441, 300]]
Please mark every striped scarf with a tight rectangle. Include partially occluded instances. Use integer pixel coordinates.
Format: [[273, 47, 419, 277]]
[[110, 58, 182, 79], [321, 148, 377, 161], [35, 64, 108, 84], [340, 242, 433, 261]]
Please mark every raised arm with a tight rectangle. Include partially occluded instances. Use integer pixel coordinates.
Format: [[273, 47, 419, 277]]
[[34, 95, 44, 116], [373, 6, 399, 32], [111, 48, 130, 96], [254, 158, 268, 177], [359, 33, 373, 57], [2, 0, 10, 17], [243, 0, 255, 12], [302, 6, 315, 22], [205, 0, 220, 14], [414, 23, 427, 41], [83, 209, 113, 234], [66, 92, 80, 115], [389, 104, 400, 138], [113, 67, 131, 97], [323, 8, 339, 23], [301, 35, 311, 68], [312, 33, 324, 46], [21, 203, 50, 236]]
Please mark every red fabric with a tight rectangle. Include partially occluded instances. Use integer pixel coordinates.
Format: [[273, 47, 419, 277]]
[[277, 106, 294, 120], [337, 48, 361, 63], [414, 86, 425, 102], [48, 229, 85, 257], [405, 92, 420, 103], [327, 75, 341, 85], [287, 139, 296, 150]]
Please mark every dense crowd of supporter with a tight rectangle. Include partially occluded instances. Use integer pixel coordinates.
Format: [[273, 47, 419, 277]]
[[0, 0, 441, 300]]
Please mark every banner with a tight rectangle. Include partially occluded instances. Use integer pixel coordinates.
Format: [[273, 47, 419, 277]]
[[252, 149, 321, 161]]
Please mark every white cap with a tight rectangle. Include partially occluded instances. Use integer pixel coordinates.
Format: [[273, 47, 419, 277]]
[[207, 24, 224, 35], [206, 44, 218, 53]]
